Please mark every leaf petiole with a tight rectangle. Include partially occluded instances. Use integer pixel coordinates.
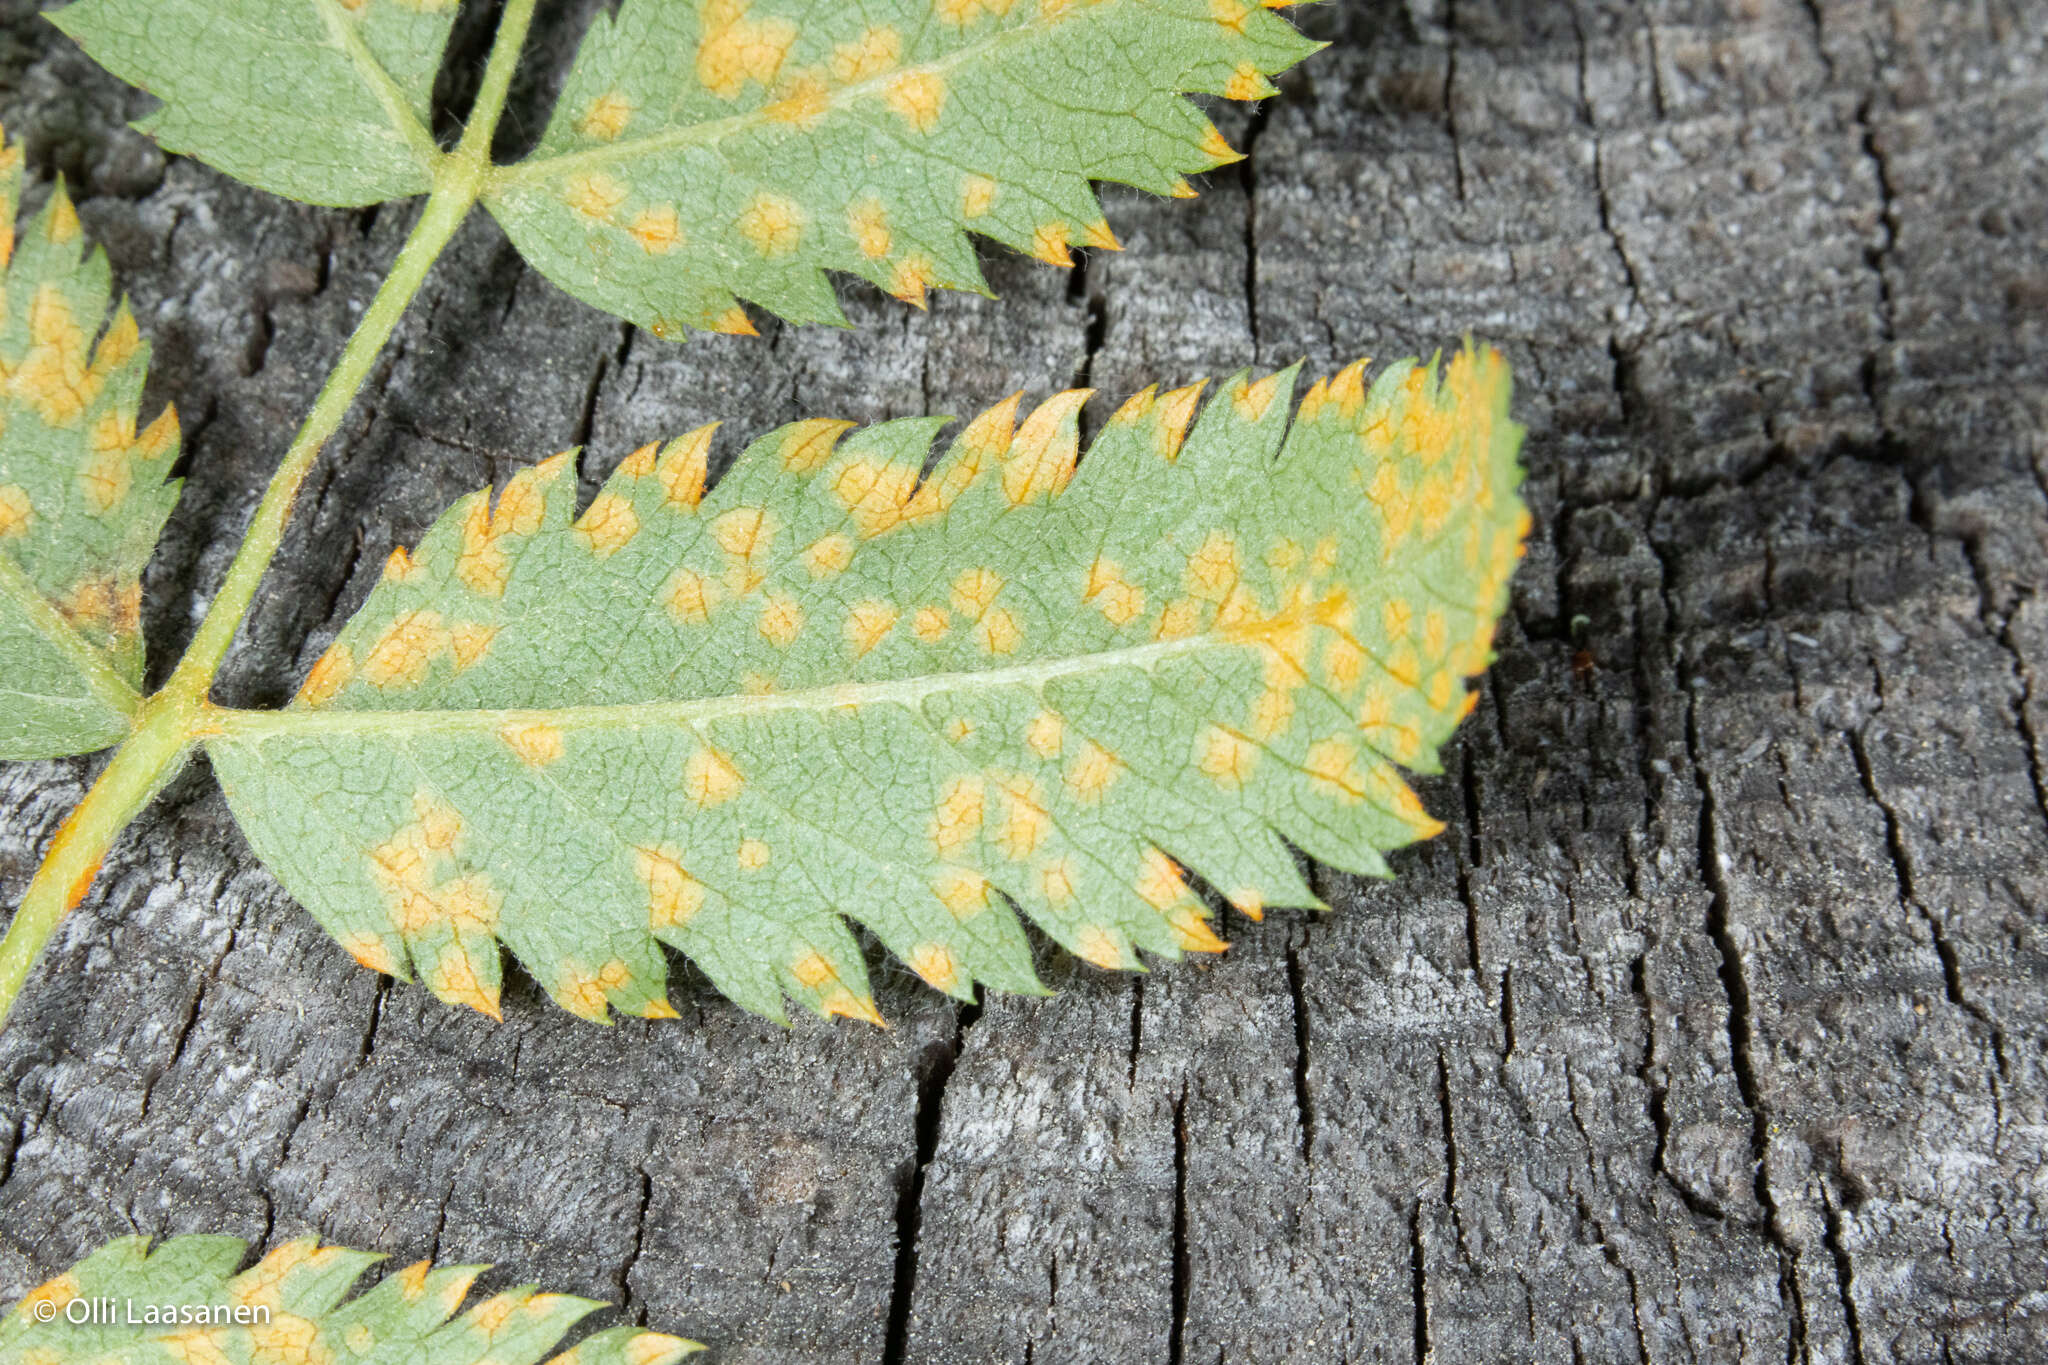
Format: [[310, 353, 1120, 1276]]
[[0, 0, 541, 1026]]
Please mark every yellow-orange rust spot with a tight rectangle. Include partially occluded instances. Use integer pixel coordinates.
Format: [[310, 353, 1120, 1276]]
[[1029, 220, 1072, 267], [758, 591, 803, 645], [791, 952, 837, 988], [361, 609, 449, 689], [884, 69, 946, 132], [1110, 385, 1157, 429], [1234, 371, 1284, 422], [340, 931, 400, 976], [1039, 858, 1075, 905], [564, 171, 628, 222], [297, 643, 354, 707], [803, 533, 855, 578], [737, 837, 772, 870], [1185, 530, 1240, 602], [1025, 710, 1064, 759], [945, 716, 973, 743], [457, 459, 561, 597], [1228, 887, 1266, 922], [578, 91, 633, 141], [1156, 596, 1201, 641], [912, 605, 951, 642], [637, 846, 705, 930], [1250, 685, 1294, 740], [14, 285, 95, 425], [618, 442, 660, 479], [1072, 924, 1123, 970], [778, 417, 855, 474], [63, 852, 102, 914], [629, 204, 684, 254], [697, 0, 796, 98], [951, 566, 1003, 620], [993, 776, 1049, 860], [556, 959, 628, 1022], [845, 601, 898, 657], [1212, 0, 1251, 30], [1155, 381, 1206, 460], [1226, 61, 1274, 100], [0, 485, 32, 537], [428, 945, 502, 1020], [907, 942, 959, 992], [831, 456, 920, 538], [1065, 741, 1119, 803], [929, 776, 985, 854], [766, 73, 831, 127], [1304, 737, 1364, 801], [974, 606, 1021, 656], [1006, 389, 1088, 504], [15, 1275, 79, 1322], [711, 305, 758, 336], [1136, 847, 1188, 910], [832, 26, 903, 82], [738, 192, 804, 256], [1200, 122, 1242, 164], [500, 722, 564, 767], [1197, 725, 1257, 789], [848, 197, 892, 259], [937, 0, 1019, 20], [380, 545, 420, 583], [1169, 905, 1228, 953], [657, 424, 717, 509], [574, 491, 639, 557], [961, 174, 998, 218], [46, 192, 81, 245], [1324, 638, 1365, 691], [931, 865, 990, 918], [663, 567, 718, 624], [889, 254, 937, 307], [1383, 597, 1413, 641], [1428, 669, 1457, 712], [683, 746, 743, 806], [1084, 558, 1146, 628], [1082, 218, 1120, 250]]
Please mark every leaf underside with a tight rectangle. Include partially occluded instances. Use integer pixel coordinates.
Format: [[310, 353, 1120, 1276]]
[[485, 0, 1325, 335], [208, 345, 1528, 1025], [0, 130, 182, 761], [51, 0, 456, 207], [0, 1235, 701, 1364]]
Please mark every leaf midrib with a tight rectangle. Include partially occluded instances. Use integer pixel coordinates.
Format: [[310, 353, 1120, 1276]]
[[310, 0, 442, 175], [486, 2, 1127, 193], [206, 627, 1237, 741]]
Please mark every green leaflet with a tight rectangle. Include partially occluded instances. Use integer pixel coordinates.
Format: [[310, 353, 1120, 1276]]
[[0, 134, 182, 761], [0, 1234, 701, 1364], [482, 0, 1324, 335], [55, 0, 1324, 334], [205, 345, 1528, 1025], [50, 0, 454, 207]]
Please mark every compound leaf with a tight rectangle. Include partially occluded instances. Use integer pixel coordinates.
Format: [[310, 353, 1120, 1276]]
[[206, 344, 1527, 1025], [484, 0, 1325, 336], [0, 132, 182, 761], [51, 0, 454, 207], [0, 1234, 702, 1364]]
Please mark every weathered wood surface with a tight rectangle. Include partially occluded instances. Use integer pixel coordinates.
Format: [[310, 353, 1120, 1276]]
[[3, 0, 2046, 1360]]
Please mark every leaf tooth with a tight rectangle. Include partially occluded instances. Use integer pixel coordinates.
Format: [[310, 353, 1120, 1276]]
[[654, 423, 718, 510], [1003, 389, 1091, 505], [1154, 380, 1209, 462]]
